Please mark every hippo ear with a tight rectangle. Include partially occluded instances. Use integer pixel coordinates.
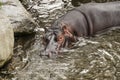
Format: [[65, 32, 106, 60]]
[[61, 22, 73, 37]]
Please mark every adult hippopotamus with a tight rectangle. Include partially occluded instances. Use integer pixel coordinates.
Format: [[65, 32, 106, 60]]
[[42, 2, 120, 57]]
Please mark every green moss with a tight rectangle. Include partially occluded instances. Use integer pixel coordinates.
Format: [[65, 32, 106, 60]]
[[0, 2, 2, 6], [0, 1, 10, 7], [0, 2, 5, 8]]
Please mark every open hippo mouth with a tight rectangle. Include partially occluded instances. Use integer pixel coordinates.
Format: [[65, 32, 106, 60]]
[[41, 23, 78, 57]]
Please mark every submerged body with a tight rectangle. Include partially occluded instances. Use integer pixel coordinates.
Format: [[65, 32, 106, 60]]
[[42, 2, 120, 57]]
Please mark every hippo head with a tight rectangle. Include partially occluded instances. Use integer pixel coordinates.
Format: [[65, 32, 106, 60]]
[[42, 22, 77, 57]]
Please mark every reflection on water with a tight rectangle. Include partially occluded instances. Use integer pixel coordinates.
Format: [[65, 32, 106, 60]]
[[1, 0, 120, 80]]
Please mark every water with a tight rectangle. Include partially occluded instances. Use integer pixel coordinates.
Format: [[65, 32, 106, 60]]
[[12, 28, 120, 80], [1, 0, 120, 80]]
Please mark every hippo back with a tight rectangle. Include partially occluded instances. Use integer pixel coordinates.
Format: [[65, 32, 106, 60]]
[[76, 2, 120, 35]]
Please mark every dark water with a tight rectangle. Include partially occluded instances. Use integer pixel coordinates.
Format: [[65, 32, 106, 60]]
[[1, 0, 120, 80]]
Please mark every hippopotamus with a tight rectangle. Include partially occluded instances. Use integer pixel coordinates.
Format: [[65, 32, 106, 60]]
[[42, 2, 120, 57]]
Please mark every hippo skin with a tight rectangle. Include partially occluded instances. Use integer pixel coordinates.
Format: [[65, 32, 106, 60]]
[[42, 2, 120, 56], [53, 2, 120, 36]]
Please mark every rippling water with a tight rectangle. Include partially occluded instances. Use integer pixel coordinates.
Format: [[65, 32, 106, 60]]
[[11, 28, 120, 80], [1, 0, 120, 80]]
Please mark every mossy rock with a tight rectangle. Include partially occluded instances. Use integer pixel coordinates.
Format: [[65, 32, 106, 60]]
[[0, 1, 12, 7], [0, 2, 2, 6]]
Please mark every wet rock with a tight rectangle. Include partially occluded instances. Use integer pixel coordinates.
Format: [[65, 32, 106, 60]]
[[0, 0, 37, 35], [0, 13, 14, 68]]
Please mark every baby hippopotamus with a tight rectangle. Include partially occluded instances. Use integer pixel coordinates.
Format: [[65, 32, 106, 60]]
[[42, 2, 120, 57]]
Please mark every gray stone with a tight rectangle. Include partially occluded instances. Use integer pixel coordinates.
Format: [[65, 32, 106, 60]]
[[0, 13, 14, 67], [0, 0, 37, 34]]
